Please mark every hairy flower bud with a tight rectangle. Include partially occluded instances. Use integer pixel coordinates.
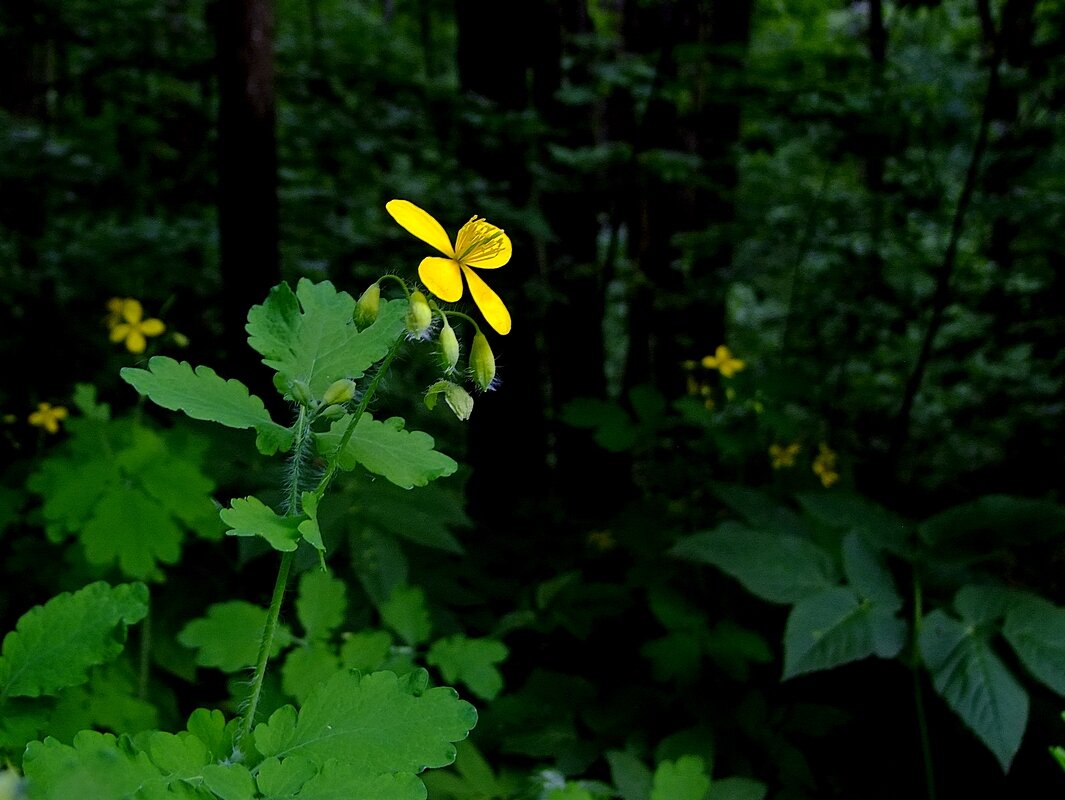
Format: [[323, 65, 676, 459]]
[[438, 319, 460, 374], [354, 282, 381, 330], [322, 378, 357, 406], [405, 291, 432, 338], [469, 332, 496, 391], [288, 380, 313, 407], [321, 403, 347, 419]]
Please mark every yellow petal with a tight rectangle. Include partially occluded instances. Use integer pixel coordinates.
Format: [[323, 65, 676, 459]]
[[140, 318, 166, 337], [121, 298, 144, 324], [386, 200, 455, 258], [418, 257, 464, 302], [126, 330, 147, 354], [461, 265, 511, 335], [110, 324, 131, 343], [53, 406, 68, 420]]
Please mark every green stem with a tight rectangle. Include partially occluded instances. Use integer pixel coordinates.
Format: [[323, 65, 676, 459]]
[[239, 549, 295, 745], [238, 406, 312, 746], [912, 570, 937, 800], [137, 598, 151, 700]]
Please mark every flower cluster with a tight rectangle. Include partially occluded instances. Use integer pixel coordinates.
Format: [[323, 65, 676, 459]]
[[769, 441, 802, 469], [106, 297, 165, 354], [357, 199, 516, 419], [812, 443, 840, 487]]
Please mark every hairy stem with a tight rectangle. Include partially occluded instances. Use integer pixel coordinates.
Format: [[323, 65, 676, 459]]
[[239, 549, 295, 745], [238, 405, 312, 746]]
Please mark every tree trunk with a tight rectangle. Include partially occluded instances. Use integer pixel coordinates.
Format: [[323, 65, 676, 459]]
[[211, 0, 281, 374]]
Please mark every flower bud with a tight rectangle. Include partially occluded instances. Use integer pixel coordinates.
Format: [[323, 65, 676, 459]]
[[405, 291, 432, 338], [424, 380, 474, 421], [469, 332, 496, 391], [438, 319, 460, 374], [322, 378, 357, 406], [288, 380, 312, 406], [354, 282, 381, 330], [321, 403, 347, 418]]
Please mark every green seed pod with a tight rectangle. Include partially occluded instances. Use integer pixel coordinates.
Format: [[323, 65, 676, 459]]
[[469, 332, 496, 391], [322, 378, 357, 406], [406, 291, 432, 338], [321, 403, 347, 418], [438, 318, 460, 374], [354, 282, 381, 330]]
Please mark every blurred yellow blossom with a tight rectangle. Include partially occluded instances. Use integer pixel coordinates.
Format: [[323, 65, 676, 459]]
[[29, 402, 68, 434], [109, 298, 165, 354], [812, 442, 840, 487], [587, 530, 616, 551], [701, 345, 746, 377], [769, 442, 802, 469]]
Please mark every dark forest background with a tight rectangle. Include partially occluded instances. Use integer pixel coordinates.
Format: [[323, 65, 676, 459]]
[[2, 0, 1065, 798]]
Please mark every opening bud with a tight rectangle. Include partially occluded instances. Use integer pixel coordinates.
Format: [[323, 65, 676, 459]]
[[425, 380, 474, 421], [354, 282, 381, 330], [469, 332, 496, 391], [406, 290, 432, 338], [322, 378, 357, 406], [438, 318, 460, 374]]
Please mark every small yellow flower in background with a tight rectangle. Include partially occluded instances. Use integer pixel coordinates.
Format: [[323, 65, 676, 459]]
[[702, 345, 746, 378], [812, 442, 840, 487], [769, 442, 802, 469], [109, 298, 166, 354], [29, 402, 68, 434], [386, 199, 513, 336]]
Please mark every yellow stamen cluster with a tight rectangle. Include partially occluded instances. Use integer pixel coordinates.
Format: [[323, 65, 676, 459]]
[[455, 217, 506, 264]]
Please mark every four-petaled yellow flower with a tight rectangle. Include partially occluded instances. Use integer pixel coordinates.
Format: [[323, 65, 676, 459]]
[[29, 402, 68, 434], [109, 298, 166, 354], [702, 345, 746, 378], [769, 442, 802, 469], [812, 442, 840, 488], [386, 199, 512, 335]]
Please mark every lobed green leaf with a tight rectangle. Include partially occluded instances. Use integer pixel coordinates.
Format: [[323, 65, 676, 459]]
[[0, 582, 148, 701], [120, 357, 292, 454]]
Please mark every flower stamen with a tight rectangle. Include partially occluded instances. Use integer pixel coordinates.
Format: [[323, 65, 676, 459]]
[[456, 217, 506, 264]]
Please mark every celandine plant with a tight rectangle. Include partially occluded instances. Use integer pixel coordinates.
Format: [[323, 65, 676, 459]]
[[0, 199, 512, 799]]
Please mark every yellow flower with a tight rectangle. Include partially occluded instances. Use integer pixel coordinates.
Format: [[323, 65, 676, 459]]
[[109, 298, 165, 354], [702, 345, 746, 378], [769, 442, 802, 469], [386, 199, 512, 335], [105, 297, 128, 329], [28, 402, 68, 434], [812, 443, 840, 487]]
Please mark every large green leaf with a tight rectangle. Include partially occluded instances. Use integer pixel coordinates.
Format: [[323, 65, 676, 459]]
[[795, 492, 910, 553], [0, 582, 148, 701], [120, 357, 291, 455], [707, 777, 767, 800], [920, 609, 1028, 770], [919, 495, 1065, 548], [81, 485, 183, 580], [253, 669, 477, 772], [178, 601, 293, 673], [841, 532, 901, 610], [783, 587, 905, 679], [671, 523, 837, 604], [262, 759, 425, 800], [296, 571, 348, 641], [1002, 596, 1065, 696], [650, 756, 710, 800], [246, 279, 405, 396], [317, 414, 457, 489]]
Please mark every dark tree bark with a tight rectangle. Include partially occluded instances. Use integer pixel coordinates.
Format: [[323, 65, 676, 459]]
[[210, 0, 281, 373]]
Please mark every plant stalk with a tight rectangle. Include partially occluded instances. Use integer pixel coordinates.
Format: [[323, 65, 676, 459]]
[[912, 570, 937, 800]]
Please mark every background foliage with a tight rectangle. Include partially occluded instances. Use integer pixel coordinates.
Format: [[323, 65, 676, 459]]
[[2, 0, 1065, 798]]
